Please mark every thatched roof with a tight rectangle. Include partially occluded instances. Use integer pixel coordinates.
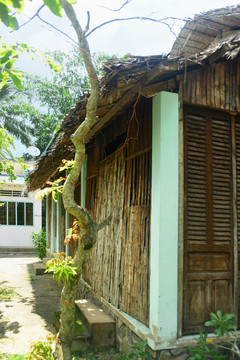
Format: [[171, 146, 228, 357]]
[[28, 4, 240, 191], [170, 4, 240, 58]]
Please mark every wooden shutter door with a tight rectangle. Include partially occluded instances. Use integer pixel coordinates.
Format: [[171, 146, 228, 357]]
[[183, 106, 234, 334]]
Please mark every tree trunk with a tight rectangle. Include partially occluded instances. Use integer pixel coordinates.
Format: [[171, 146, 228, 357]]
[[52, 3, 112, 359]]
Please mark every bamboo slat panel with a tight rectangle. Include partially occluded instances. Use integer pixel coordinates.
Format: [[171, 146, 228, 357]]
[[182, 58, 240, 113], [84, 150, 151, 326]]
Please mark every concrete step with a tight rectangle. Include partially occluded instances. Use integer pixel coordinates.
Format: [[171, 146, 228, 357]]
[[0, 247, 35, 253], [32, 262, 46, 275], [75, 299, 116, 348]]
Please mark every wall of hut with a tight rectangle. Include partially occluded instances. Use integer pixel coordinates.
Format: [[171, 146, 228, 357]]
[[180, 57, 240, 112], [82, 96, 152, 326]]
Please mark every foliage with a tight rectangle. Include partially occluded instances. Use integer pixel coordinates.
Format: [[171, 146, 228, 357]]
[[1, 49, 114, 154], [0, 127, 17, 185], [189, 333, 226, 360], [0, 127, 14, 158], [205, 311, 236, 337], [45, 253, 79, 285], [0, 355, 25, 360], [189, 311, 238, 360], [127, 341, 153, 360], [72, 341, 153, 360], [0, 84, 34, 146], [35, 177, 66, 202], [0, 281, 20, 301], [31, 229, 47, 260], [25, 333, 56, 360], [0, 0, 77, 31]]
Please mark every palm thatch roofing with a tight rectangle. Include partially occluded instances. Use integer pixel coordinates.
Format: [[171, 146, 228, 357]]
[[28, 4, 240, 192]]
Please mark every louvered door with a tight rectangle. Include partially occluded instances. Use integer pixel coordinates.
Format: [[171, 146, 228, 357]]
[[183, 106, 235, 334]]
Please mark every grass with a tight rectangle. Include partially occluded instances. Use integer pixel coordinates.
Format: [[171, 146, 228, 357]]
[[0, 350, 124, 360], [0, 355, 25, 360], [0, 282, 20, 301], [26, 275, 38, 281], [72, 348, 126, 360]]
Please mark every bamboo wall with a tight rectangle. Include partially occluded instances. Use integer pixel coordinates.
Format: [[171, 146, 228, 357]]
[[84, 97, 152, 326], [181, 58, 240, 112]]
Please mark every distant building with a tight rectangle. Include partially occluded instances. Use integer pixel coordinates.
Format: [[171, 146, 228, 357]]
[[0, 160, 42, 250]]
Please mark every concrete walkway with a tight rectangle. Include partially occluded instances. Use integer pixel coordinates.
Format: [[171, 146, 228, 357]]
[[0, 252, 62, 355]]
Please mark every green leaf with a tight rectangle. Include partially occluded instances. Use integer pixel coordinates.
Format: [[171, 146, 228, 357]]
[[48, 60, 62, 73], [9, 0, 24, 13], [8, 71, 23, 89], [0, 3, 10, 25], [66, 0, 77, 4], [7, 15, 19, 30], [4, 59, 15, 70], [216, 310, 222, 319], [43, 0, 63, 17], [67, 228, 72, 236], [0, 72, 9, 89], [0, 2, 19, 30]]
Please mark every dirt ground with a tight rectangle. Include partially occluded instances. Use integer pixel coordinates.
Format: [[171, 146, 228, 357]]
[[0, 252, 62, 355]]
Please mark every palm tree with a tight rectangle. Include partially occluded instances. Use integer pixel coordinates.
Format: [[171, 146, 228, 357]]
[[0, 83, 34, 146]]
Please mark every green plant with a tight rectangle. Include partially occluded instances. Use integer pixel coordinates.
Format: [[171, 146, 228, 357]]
[[189, 333, 226, 360], [45, 253, 79, 284], [189, 311, 238, 360], [31, 229, 46, 259], [25, 333, 56, 360], [127, 341, 153, 360], [26, 274, 38, 281], [205, 311, 236, 337]]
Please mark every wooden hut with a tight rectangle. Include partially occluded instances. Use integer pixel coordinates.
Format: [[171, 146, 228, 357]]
[[28, 5, 240, 358]]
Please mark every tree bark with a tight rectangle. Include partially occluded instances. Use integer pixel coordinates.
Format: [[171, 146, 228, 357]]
[[54, 2, 111, 359]]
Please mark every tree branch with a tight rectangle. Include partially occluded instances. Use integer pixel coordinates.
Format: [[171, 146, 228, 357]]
[[85, 11, 90, 33], [86, 16, 187, 38], [11, 4, 45, 32], [37, 14, 78, 46], [60, 0, 100, 227], [97, 215, 112, 231], [12, 4, 78, 46], [98, 0, 132, 12]]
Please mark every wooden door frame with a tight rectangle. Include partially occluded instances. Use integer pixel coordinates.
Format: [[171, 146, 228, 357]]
[[179, 104, 239, 336]]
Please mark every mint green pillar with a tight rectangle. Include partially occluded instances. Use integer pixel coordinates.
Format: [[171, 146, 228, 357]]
[[46, 197, 49, 247], [81, 155, 87, 208], [149, 91, 179, 343], [51, 198, 56, 253], [57, 195, 62, 253]]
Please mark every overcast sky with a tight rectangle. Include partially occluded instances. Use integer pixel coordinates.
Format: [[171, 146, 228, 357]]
[[2, 0, 240, 68], [1, 0, 239, 156]]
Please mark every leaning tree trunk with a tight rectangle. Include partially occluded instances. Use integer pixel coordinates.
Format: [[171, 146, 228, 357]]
[[55, 2, 111, 359]]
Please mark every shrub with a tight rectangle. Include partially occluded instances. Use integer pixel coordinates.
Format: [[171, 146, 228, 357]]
[[31, 229, 47, 259]]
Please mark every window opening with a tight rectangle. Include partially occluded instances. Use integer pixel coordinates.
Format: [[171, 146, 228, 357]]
[[8, 202, 15, 225], [17, 202, 24, 225], [26, 203, 33, 226], [0, 202, 34, 226], [0, 202, 7, 225]]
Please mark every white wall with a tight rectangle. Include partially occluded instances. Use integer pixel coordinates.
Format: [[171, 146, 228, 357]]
[[0, 191, 42, 249]]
